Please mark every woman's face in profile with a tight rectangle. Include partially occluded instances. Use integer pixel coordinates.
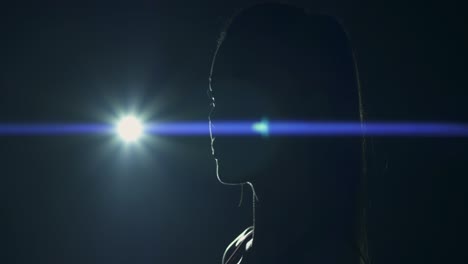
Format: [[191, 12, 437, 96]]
[[209, 7, 361, 191]]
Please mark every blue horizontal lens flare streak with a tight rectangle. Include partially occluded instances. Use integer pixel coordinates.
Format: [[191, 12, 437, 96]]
[[0, 121, 468, 137], [146, 122, 256, 135], [0, 124, 114, 135], [264, 122, 468, 136]]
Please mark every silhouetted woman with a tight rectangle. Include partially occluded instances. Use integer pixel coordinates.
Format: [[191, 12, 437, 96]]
[[209, 3, 370, 264]]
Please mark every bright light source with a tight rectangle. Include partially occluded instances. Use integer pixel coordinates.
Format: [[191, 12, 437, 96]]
[[116, 116, 143, 142]]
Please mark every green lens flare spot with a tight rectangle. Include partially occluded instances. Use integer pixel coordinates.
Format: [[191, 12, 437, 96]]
[[252, 119, 269, 137]]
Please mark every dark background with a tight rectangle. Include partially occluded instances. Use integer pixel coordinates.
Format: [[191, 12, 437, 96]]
[[0, 0, 466, 263]]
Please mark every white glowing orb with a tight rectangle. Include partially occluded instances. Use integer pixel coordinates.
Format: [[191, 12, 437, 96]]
[[116, 116, 143, 142]]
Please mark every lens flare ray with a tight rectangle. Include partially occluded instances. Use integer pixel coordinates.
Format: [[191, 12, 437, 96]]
[[0, 121, 468, 137]]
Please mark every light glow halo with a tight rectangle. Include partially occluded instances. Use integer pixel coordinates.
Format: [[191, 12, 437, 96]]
[[116, 116, 143, 142]]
